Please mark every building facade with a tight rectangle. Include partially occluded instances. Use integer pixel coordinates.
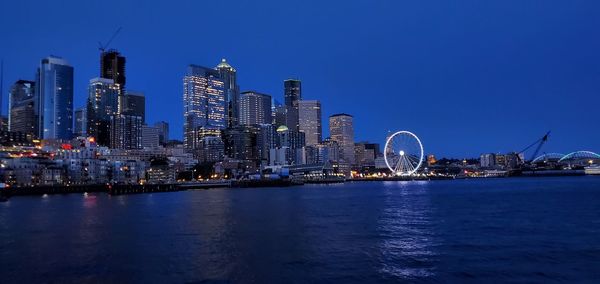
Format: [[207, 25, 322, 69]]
[[74, 107, 87, 137], [87, 78, 119, 146], [36, 56, 74, 140], [8, 80, 37, 137], [329, 113, 355, 164], [154, 121, 169, 145], [215, 59, 240, 128], [183, 65, 226, 149], [100, 50, 126, 94], [239, 91, 272, 125], [298, 100, 322, 146], [284, 79, 301, 131]]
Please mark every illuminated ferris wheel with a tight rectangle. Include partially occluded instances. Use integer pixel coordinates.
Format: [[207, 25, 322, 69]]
[[384, 131, 424, 176]]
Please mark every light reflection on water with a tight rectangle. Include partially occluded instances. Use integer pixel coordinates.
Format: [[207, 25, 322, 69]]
[[378, 181, 439, 279]]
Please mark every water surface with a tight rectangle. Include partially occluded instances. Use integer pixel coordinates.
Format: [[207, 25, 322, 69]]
[[1, 177, 599, 283]]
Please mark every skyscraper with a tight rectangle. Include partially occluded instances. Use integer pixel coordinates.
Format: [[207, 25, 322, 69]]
[[87, 78, 119, 146], [183, 65, 225, 149], [110, 114, 142, 149], [215, 59, 239, 128], [329, 113, 355, 164], [298, 100, 322, 146], [153, 121, 169, 145], [36, 56, 74, 140], [141, 124, 160, 148], [8, 80, 37, 137], [284, 79, 301, 131], [272, 100, 287, 128], [100, 50, 126, 94], [123, 91, 145, 122], [74, 107, 87, 137], [239, 91, 272, 125]]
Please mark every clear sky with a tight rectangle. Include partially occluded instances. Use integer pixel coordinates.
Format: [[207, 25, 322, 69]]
[[1, 0, 599, 158]]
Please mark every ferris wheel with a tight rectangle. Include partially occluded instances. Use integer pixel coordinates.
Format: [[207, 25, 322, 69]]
[[384, 131, 424, 176]]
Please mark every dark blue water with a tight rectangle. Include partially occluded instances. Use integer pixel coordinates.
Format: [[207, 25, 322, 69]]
[[1, 177, 600, 283]]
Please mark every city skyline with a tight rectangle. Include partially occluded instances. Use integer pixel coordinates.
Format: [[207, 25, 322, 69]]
[[1, 1, 600, 157]]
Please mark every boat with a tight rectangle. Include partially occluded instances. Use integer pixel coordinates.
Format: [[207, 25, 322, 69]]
[[585, 166, 600, 175]]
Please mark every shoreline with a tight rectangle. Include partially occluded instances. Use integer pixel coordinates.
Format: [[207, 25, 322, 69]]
[[2, 175, 599, 200]]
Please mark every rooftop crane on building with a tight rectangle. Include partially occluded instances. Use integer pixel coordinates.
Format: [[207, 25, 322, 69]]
[[98, 27, 122, 54]]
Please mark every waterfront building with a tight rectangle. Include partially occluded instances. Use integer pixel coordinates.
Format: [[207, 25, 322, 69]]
[[215, 59, 240, 128], [354, 142, 376, 168], [239, 91, 272, 125], [87, 78, 119, 146], [480, 153, 496, 168], [110, 114, 142, 149], [154, 121, 169, 145], [100, 50, 126, 94], [74, 108, 87, 137], [183, 65, 226, 149], [298, 100, 322, 146], [8, 80, 37, 137], [284, 79, 301, 132], [36, 56, 74, 139], [141, 124, 160, 148], [146, 158, 175, 184], [329, 113, 355, 164]]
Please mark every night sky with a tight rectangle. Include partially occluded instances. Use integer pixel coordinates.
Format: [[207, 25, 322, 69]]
[[1, 0, 599, 158]]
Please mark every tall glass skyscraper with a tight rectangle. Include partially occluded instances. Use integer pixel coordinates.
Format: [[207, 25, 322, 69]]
[[215, 59, 240, 128], [8, 80, 37, 137], [239, 91, 272, 125], [36, 56, 74, 140], [87, 77, 119, 146], [329, 113, 355, 164], [284, 79, 301, 131], [183, 65, 225, 149], [298, 100, 322, 146]]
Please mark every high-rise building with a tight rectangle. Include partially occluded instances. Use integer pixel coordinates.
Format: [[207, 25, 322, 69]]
[[87, 78, 119, 146], [74, 107, 87, 137], [153, 121, 169, 145], [239, 91, 272, 125], [36, 56, 74, 140], [284, 79, 301, 131], [100, 50, 126, 94], [257, 123, 276, 165], [183, 65, 226, 149], [141, 124, 160, 148], [222, 125, 260, 163], [110, 114, 142, 149], [215, 59, 239, 128], [272, 100, 286, 128], [8, 80, 37, 137], [329, 113, 355, 164], [123, 91, 145, 122], [298, 100, 322, 146], [274, 125, 306, 165]]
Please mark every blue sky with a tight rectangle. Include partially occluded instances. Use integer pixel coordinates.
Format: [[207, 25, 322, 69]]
[[1, 0, 599, 157]]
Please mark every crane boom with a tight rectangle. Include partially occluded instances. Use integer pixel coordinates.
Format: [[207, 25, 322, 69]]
[[99, 27, 122, 52], [518, 131, 550, 162]]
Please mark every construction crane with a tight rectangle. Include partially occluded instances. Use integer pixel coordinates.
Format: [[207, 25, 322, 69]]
[[98, 27, 122, 53], [518, 131, 551, 162]]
